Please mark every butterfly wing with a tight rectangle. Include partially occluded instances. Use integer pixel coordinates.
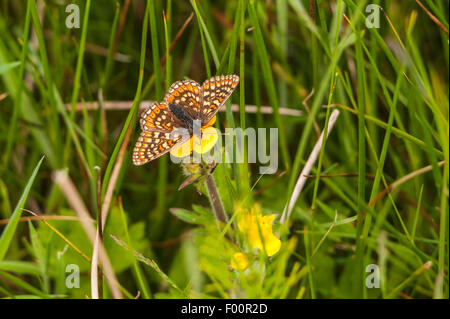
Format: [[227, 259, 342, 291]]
[[132, 130, 182, 165], [200, 75, 239, 123], [164, 80, 202, 119], [140, 102, 183, 132]]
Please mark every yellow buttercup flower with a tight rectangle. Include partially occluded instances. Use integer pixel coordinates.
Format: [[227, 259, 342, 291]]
[[170, 116, 219, 158], [230, 252, 249, 271], [193, 126, 218, 154], [170, 136, 193, 157], [237, 211, 281, 257]]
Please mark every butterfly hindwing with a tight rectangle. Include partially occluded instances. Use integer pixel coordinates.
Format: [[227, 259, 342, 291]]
[[200, 75, 239, 123], [132, 130, 181, 165]]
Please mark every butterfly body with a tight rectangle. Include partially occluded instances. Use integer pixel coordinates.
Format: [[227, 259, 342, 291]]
[[133, 75, 239, 166], [169, 102, 196, 134]]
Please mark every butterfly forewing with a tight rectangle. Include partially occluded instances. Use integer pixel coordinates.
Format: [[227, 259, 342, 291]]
[[140, 102, 183, 132], [200, 75, 239, 123], [164, 80, 202, 119], [132, 130, 182, 165]]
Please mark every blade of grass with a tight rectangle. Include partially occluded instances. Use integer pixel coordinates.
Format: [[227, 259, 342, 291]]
[[333, 103, 443, 157], [411, 184, 424, 243], [101, 1, 121, 92], [147, 0, 167, 238], [111, 234, 187, 297], [118, 197, 151, 298], [64, 0, 91, 165], [29, 0, 61, 166], [281, 110, 340, 225], [3, 0, 31, 166], [0, 261, 41, 276], [303, 226, 315, 298], [53, 86, 93, 178], [64, 0, 94, 177], [311, 0, 343, 210], [191, 0, 211, 77], [191, 0, 220, 71], [27, 220, 49, 292], [0, 61, 20, 74], [0, 270, 52, 298], [353, 6, 368, 298], [248, 0, 290, 170], [101, 0, 150, 197], [386, 261, 433, 298], [238, 0, 251, 199], [0, 156, 44, 262]]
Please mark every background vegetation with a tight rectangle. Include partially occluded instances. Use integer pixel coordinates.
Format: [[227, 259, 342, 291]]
[[0, 0, 448, 299]]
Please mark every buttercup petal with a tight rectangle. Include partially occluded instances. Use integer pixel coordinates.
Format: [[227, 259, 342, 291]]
[[230, 252, 249, 270], [264, 234, 282, 257], [202, 115, 216, 128], [193, 126, 219, 154], [237, 211, 282, 257], [170, 137, 193, 158]]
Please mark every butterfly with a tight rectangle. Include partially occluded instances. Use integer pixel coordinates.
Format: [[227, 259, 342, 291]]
[[132, 75, 240, 166]]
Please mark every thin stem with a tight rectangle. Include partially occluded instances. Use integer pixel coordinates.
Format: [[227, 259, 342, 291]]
[[205, 173, 228, 225], [95, 167, 103, 299]]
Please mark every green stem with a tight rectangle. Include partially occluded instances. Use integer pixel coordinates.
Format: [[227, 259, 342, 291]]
[[205, 173, 228, 225]]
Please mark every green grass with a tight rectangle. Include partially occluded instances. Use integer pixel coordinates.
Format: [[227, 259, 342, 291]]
[[0, 0, 448, 299]]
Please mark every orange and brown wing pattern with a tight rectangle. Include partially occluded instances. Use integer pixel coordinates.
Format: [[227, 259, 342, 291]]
[[133, 75, 239, 166], [132, 130, 182, 166], [140, 102, 183, 132], [200, 75, 239, 123], [164, 80, 202, 119]]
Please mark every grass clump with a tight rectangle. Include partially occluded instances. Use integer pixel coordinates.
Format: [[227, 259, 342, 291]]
[[0, 0, 448, 299]]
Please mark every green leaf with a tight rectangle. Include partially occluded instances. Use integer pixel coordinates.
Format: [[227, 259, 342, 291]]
[[170, 207, 214, 225], [0, 261, 41, 275], [0, 61, 20, 74]]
